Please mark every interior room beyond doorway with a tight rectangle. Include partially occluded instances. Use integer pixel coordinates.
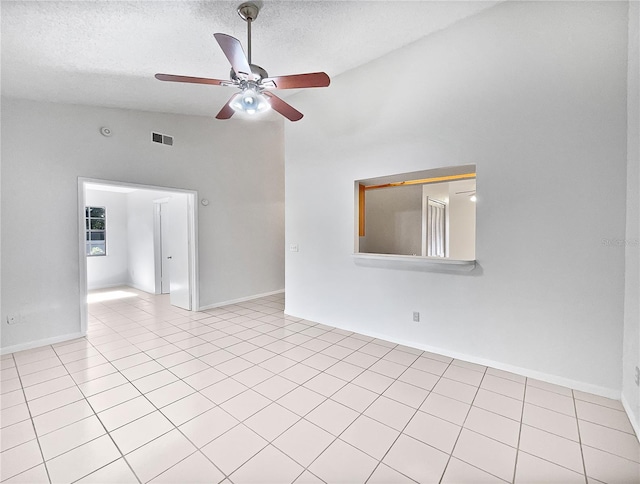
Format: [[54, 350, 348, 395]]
[[79, 179, 198, 334]]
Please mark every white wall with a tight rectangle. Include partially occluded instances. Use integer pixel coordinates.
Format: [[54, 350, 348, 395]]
[[1, 99, 284, 351], [448, 187, 476, 261], [622, 0, 640, 430], [285, 1, 628, 395], [126, 189, 170, 294], [85, 189, 129, 289]]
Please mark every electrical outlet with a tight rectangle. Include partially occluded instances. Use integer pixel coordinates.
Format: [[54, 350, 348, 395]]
[[635, 366, 639, 386], [6, 315, 20, 325], [289, 244, 299, 252], [413, 312, 420, 322]]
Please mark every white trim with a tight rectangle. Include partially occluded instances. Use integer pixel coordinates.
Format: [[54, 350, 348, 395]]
[[87, 282, 130, 291], [352, 253, 476, 272], [1, 332, 86, 356], [126, 281, 156, 294], [285, 311, 621, 400], [622, 393, 640, 439], [199, 289, 285, 310], [189, 193, 200, 311], [78, 182, 89, 334], [153, 202, 163, 295]]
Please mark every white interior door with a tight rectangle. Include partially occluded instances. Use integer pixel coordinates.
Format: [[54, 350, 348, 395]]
[[159, 203, 170, 294], [166, 194, 191, 310]]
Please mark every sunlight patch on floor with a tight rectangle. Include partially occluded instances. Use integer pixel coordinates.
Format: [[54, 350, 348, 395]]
[[87, 290, 138, 304]]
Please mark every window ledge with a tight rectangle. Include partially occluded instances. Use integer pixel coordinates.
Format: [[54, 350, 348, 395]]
[[352, 253, 476, 272]]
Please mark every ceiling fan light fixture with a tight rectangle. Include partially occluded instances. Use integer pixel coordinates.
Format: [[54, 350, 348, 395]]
[[230, 88, 270, 115]]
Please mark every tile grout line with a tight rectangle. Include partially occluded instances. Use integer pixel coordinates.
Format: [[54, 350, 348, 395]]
[[572, 388, 590, 484], [11, 351, 54, 484], [22, 325, 199, 483], [49, 340, 143, 484], [511, 377, 529, 484], [363, 357, 460, 484], [77, 329, 229, 483], [189, 319, 422, 480], [437, 364, 490, 484]]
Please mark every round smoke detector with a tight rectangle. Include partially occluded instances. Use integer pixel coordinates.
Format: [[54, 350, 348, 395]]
[[100, 127, 112, 137]]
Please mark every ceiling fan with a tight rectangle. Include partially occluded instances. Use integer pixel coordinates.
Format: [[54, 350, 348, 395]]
[[155, 2, 330, 122]]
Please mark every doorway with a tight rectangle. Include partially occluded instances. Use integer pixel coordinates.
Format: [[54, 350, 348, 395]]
[[78, 178, 199, 334]]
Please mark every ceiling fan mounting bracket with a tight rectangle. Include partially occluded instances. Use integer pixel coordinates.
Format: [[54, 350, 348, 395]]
[[237, 3, 260, 22]]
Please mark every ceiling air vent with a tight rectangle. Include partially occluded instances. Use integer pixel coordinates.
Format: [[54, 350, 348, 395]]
[[152, 132, 173, 146]]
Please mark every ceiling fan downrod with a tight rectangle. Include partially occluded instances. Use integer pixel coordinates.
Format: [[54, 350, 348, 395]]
[[237, 2, 260, 65]]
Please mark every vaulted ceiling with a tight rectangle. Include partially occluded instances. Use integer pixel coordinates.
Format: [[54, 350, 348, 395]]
[[1, 1, 499, 118]]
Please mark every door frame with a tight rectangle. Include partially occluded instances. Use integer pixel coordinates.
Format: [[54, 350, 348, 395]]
[[153, 197, 172, 295], [78, 177, 199, 335]]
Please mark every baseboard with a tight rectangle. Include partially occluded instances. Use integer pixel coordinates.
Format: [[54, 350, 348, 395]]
[[199, 289, 285, 311], [126, 281, 156, 294], [87, 282, 130, 291], [284, 310, 621, 400], [622, 393, 640, 439], [1, 331, 86, 356]]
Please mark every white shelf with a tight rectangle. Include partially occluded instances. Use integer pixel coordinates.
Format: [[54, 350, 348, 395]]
[[352, 253, 476, 272]]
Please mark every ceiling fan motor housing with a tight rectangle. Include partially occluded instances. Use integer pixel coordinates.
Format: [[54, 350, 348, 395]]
[[237, 3, 260, 22], [230, 64, 268, 83]]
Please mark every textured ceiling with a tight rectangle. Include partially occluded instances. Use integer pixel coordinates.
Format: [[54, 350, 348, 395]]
[[1, 1, 499, 119]]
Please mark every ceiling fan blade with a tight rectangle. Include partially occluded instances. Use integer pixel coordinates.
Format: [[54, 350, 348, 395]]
[[213, 33, 253, 80], [262, 72, 330, 89], [155, 73, 232, 86], [263, 92, 303, 122], [215, 95, 236, 120]]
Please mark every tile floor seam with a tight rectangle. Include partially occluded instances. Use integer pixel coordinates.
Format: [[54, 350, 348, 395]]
[[438, 361, 485, 484], [80, 333, 211, 404], [363, 354, 456, 483], [204, 424, 270, 480], [572, 395, 626, 410], [575, 415, 638, 436], [321, 343, 430, 423], [10, 352, 54, 484], [62, 379, 141, 483], [511, 376, 529, 484], [364, 464, 419, 484], [281, 419, 339, 470], [515, 448, 590, 480], [579, 441, 640, 465], [578, 414, 640, 438], [180, 409, 242, 451], [51, 335, 202, 483], [471, 398, 521, 423], [453, 436, 517, 481], [123, 447, 203, 484]]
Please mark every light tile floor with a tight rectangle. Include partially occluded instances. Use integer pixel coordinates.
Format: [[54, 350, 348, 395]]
[[1, 287, 639, 483]]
